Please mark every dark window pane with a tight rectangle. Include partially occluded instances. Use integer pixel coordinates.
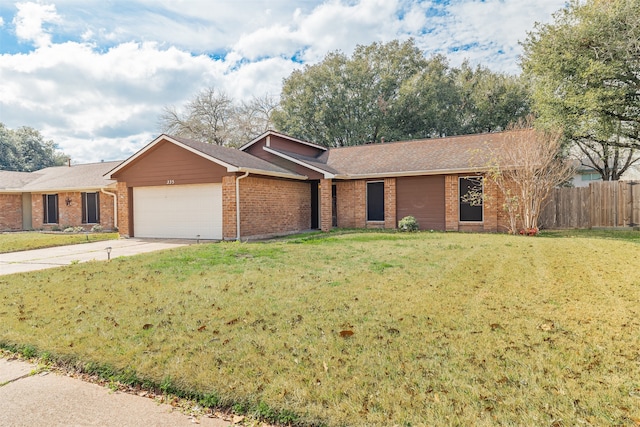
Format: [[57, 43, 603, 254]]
[[82, 192, 100, 223], [459, 177, 483, 222], [44, 194, 58, 224], [367, 182, 385, 221]]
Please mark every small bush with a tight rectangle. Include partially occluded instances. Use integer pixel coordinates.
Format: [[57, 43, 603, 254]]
[[63, 226, 85, 233], [398, 216, 419, 232], [91, 224, 103, 232]]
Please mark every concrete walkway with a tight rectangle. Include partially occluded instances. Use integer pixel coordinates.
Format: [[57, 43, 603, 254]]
[[0, 239, 189, 276], [0, 357, 231, 426]]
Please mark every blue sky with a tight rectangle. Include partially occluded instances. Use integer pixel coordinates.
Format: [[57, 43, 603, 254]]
[[0, 0, 567, 163]]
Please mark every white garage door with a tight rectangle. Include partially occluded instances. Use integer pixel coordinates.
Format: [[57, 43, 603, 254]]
[[133, 183, 222, 239]]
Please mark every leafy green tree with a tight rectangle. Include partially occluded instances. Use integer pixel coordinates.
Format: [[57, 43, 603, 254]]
[[392, 54, 461, 139], [0, 123, 66, 171], [521, 0, 640, 180], [274, 40, 429, 146], [274, 39, 530, 147], [453, 62, 531, 135], [0, 124, 21, 171]]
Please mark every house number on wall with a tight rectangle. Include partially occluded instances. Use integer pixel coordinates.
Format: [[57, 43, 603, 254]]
[[166, 179, 175, 185]]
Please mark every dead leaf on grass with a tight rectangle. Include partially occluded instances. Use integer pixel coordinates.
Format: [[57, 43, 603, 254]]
[[339, 330, 354, 338], [538, 320, 555, 331], [142, 323, 153, 330], [197, 325, 206, 332], [490, 323, 503, 330]]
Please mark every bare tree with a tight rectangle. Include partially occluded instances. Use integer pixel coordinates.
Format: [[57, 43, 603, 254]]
[[234, 94, 279, 143], [160, 88, 280, 147], [487, 117, 575, 234], [160, 87, 235, 145]]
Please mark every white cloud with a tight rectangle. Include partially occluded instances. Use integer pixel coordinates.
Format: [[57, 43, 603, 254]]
[[13, 2, 61, 47], [0, 0, 569, 163], [0, 16, 4, 27]]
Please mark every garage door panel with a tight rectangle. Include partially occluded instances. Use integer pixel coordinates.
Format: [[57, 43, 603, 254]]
[[133, 184, 222, 239]]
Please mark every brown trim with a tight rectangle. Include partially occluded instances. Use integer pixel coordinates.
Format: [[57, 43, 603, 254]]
[[127, 186, 134, 237]]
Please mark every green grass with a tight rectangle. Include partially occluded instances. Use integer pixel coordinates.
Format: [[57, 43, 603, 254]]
[[1, 231, 640, 426], [540, 228, 640, 243], [0, 232, 119, 253]]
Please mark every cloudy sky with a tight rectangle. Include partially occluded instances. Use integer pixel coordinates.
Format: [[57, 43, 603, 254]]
[[0, 0, 567, 164]]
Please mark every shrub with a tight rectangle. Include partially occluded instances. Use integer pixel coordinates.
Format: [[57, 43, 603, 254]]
[[398, 216, 419, 232], [91, 224, 103, 232]]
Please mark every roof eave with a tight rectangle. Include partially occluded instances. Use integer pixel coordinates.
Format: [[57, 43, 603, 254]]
[[262, 146, 335, 179], [20, 182, 118, 193], [237, 167, 308, 181], [332, 167, 493, 180]]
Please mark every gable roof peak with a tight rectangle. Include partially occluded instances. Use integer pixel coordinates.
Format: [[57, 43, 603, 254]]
[[239, 130, 328, 152]]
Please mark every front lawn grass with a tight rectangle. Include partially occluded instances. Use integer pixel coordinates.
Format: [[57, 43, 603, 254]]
[[1, 231, 640, 426], [540, 227, 640, 243], [0, 232, 119, 253]]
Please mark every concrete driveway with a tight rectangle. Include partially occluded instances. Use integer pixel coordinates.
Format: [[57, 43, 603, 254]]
[[0, 357, 231, 426], [0, 239, 189, 276]]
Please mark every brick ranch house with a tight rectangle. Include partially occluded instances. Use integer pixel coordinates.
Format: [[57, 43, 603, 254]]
[[0, 161, 119, 232], [102, 130, 520, 240]]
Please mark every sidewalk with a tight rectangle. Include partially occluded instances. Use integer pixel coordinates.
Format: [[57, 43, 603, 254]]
[[0, 239, 189, 275], [0, 357, 231, 426]]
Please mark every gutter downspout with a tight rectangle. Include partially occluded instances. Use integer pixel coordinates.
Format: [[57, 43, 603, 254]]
[[235, 171, 250, 241], [101, 188, 118, 230]]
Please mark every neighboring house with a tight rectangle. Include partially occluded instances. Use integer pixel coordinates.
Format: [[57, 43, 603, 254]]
[[570, 157, 640, 188], [0, 161, 120, 232], [105, 130, 521, 240]]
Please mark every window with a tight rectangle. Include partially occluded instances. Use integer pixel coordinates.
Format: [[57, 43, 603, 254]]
[[367, 181, 385, 221], [43, 194, 58, 224], [459, 177, 483, 222], [82, 192, 100, 224], [581, 172, 601, 182]]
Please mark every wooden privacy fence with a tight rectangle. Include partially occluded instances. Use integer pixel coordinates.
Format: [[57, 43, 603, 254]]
[[540, 180, 640, 229]]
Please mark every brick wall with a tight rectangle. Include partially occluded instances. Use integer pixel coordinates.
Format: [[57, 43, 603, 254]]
[[445, 174, 511, 232], [30, 191, 118, 231], [99, 190, 117, 230], [483, 178, 499, 232], [495, 179, 520, 233], [335, 181, 356, 228], [335, 179, 397, 230], [116, 182, 130, 236], [444, 175, 458, 231], [384, 178, 397, 229], [0, 194, 22, 230], [320, 178, 332, 231], [222, 175, 237, 240], [237, 176, 311, 239]]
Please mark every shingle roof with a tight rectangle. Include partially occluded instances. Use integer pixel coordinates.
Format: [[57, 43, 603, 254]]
[[0, 171, 39, 191], [322, 131, 522, 177], [16, 161, 121, 192], [169, 135, 304, 177], [264, 147, 342, 175]]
